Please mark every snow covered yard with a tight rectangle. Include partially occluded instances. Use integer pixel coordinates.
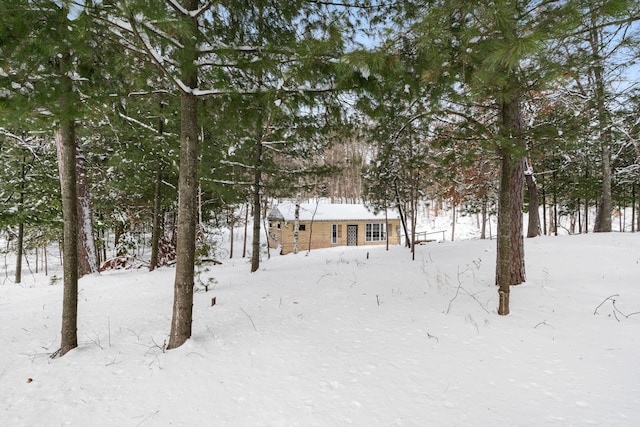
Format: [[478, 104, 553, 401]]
[[1, 233, 639, 426]]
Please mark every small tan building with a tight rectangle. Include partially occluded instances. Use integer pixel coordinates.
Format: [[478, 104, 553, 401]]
[[268, 202, 402, 255]]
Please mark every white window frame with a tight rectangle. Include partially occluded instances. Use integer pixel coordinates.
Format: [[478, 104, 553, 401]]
[[365, 223, 386, 242], [331, 224, 338, 244]]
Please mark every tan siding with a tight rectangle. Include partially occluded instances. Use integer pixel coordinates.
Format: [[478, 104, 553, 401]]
[[269, 219, 402, 255]]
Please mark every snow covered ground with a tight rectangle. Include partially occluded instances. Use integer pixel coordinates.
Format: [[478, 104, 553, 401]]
[[1, 220, 640, 426]]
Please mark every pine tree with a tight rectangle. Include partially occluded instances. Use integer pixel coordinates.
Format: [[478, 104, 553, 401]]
[[368, 0, 597, 314]]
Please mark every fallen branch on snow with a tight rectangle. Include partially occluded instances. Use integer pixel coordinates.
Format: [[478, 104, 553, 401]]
[[593, 294, 640, 322]]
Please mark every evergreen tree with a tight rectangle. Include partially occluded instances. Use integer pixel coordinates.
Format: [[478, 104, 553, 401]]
[[369, 0, 594, 314], [560, 0, 640, 232]]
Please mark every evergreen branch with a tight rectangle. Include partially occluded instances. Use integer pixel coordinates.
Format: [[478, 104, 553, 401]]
[[127, 90, 174, 97], [140, 20, 184, 50], [308, 0, 379, 8], [442, 108, 495, 137], [120, 6, 191, 95], [205, 179, 255, 186], [0, 129, 39, 158], [192, 1, 213, 19], [198, 43, 263, 54], [219, 160, 255, 170], [569, 15, 640, 39], [164, 0, 212, 19], [118, 112, 161, 134], [164, 0, 190, 16], [100, 15, 160, 61]]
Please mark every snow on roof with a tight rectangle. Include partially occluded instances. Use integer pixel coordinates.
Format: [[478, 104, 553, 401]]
[[268, 202, 398, 222]]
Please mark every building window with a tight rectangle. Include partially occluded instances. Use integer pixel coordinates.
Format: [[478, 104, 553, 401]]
[[331, 224, 338, 244], [365, 223, 386, 242], [299, 224, 306, 231]]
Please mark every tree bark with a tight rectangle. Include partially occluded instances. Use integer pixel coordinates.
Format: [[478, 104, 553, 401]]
[[251, 5, 267, 272], [451, 201, 456, 242], [496, 93, 526, 315], [56, 119, 79, 356], [15, 160, 25, 284], [496, 151, 513, 316], [75, 145, 99, 276], [149, 159, 163, 271], [150, 99, 165, 271], [167, 0, 199, 350], [229, 211, 235, 259], [525, 161, 541, 238], [250, 135, 263, 272], [293, 195, 300, 254], [637, 183, 640, 232], [242, 203, 249, 257], [590, 15, 612, 232], [509, 156, 526, 285], [480, 195, 487, 240], [394, 182, 410, 247], [633, 184, 638, 232], [15, 223, 24, 284], [594, 140, 612, 232]]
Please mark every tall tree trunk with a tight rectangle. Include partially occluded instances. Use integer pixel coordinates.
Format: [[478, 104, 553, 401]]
[[541, 174, 547, 235], [451, 200, 456, 242], [229, 209, 235, 259], [577, 200, 583, 233], [250, 134, 263, 272], [168, 0, 199, 350], [637, 183, 640, 232], [590, 16, 612, 232], [633, 184, 637, 232], [56, 119, 79, 357], [496, 94, 526, 315], [394, 182, 410, 248], [385, 206, 389, 251], [480, 195, 487, 240], [75, 145, 98, 276], [242, 203, 249, 258], [509, 156, 526, 284], [149, 160, 163, 271], [149, 99, 165, 271], [553, 180, 558, 236], [262, 200, 271, 260], [293, 195, 300, 254], [584, 198, 589, 233], [15, 159, 25, 284], [15, 223, 24, 284], [251, 4, 266, 272], [496, 151, 513, 315], [52, 38, 79, 356], [594, 142, 612, 232], [525, 161, 541, 238]]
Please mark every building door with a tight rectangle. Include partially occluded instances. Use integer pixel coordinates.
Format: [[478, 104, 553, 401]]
[[347, 225, 358, 246]]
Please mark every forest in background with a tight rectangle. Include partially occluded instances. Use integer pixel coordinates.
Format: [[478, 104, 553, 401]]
[[1, 0, 639, 354]]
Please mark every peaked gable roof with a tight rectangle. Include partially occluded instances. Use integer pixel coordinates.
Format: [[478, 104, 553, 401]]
[[268, 202, 398, 222]]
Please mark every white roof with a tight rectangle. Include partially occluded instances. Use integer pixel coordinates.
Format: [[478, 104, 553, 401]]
[[268, 202, 398, 222]]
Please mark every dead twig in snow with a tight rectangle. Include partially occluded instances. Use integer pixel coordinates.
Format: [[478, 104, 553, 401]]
[[534, 320, 554, 329], [240, 307, 258, 331], [105, 358, 121, 367], [427, 332, 439, 343], [134, 410, 160, 427], [465, 314, 480, 335], [145, 338, 166, 355], [316, 272, 335, 285], [86, 331, 104, 350], [594, 294, 619, 315], [594, 294, 640, 322], [446, 265, 490, 315]]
